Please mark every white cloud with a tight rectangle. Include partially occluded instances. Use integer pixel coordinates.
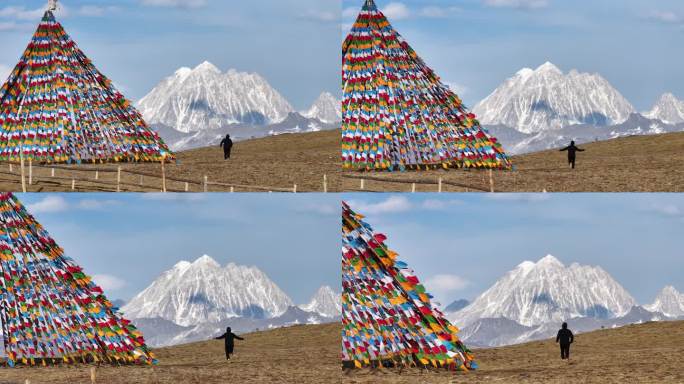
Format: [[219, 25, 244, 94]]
[[347, 195, 412, 215], [300, 203, 338, 216], [419, 6, 462, 18], [0, 64, 11, 81], [483, 0, 549, 10], [141, 193, 207, 202], [342, 7, 359, 19], [140, 0, 207, 8], [92, 274, 127, 291], [76, 199, 120, 210], [424, 274, 469, 292], [300, 10, 338, 22], [382, 2, 411, 20], [0, 6, 45, 21], [78, 5, 120, 17], [648, 204, 682, 217], [648, 11, 683, 25], [26, 196, 119, 214], [485, 193, 551, 202], [348, 197, 465, 215], [421, 199, 463, 210], [27, 196, 69, 214], [344, 3, 461, 21], [444, 81, 469, 96]]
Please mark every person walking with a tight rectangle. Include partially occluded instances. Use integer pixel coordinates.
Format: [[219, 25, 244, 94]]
[[220, 134, 233, 160], [559, 141, 585, 169], [215, 327, 244, 360], [556, 322, 574, 360]]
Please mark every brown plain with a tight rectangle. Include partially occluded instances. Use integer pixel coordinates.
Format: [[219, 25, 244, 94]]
[[342, 131, 684, 192], [344, 320, 684, 384], [0, 130, 341, 193], [0, 323, 339, 384]]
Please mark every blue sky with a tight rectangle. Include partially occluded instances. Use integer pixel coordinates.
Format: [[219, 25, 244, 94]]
[[0, 0, 340, 110], [343, 193, 684, 306], [17, 193, 340, 304], [343, 0, 684, 111]]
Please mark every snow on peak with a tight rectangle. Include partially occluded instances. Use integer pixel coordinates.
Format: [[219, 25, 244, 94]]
[[137, 62, 294, 133], [537, 254, 564, 267], [122, 256, 293, 326], [193, 254, 221, 268], [194, 61, 221, 74], [172, 260, 192, 270], [536, 61, 562, 74], [448, 255, 636, 327], [644, 93, 684, 124], [300, 285, 341, 318], [174, 67, 192, 79], [646, 286, 684, 317], [472, 63, 635, 133], [302, 92, 341, 124]]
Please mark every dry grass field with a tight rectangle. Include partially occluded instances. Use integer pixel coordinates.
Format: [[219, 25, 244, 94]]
[[0, 130, 341, 193], [1, 129, 681, 193], [342, 131, 684, 192], [0, 323, 340, 384], [344, 320, 684, 384]]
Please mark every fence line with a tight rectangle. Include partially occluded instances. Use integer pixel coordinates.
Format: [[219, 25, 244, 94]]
[[0, 161, 323, 193], [342, 174, 492, 193]]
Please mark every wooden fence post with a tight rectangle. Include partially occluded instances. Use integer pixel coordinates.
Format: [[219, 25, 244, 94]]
[[117, 166, 121, 192], [438, 177, 443, 193], [323, 174, 328, 193], [28, 158, 32, 185], [161, 159, 167, 193], [230, 186, 234, 193], [360, 179, 365, 190], [293, 184, 297, 193], [203, 176, 208, 192], [184, 182, 189, 192], [20, 152, 26, 193], [9, 163, 12, 173], [411, 183, 416, 193], [489, 169, 494, 193], [95, 170, 99, 180], [90, 366, 96, 384], [51, 168, 55, 177], [71, 178, 75, 191]]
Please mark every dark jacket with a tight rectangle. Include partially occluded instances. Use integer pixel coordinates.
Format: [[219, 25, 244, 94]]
[[220, 136, 233, 150], [215, 331, 244, 353], [556, 328, 574, 345], [559, 143, 585, 158]]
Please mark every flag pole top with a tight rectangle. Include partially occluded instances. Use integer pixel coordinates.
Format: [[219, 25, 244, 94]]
[[48, 0, 58, 11]]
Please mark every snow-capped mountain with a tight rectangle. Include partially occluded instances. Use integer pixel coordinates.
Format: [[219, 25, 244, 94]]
[[132, 305, 336, 348], [300, 286, 341, 318], [488, 113, 681, 155], [302, 92, 341, 124], [646, 286, 684, 318], [444, 255, 680, 347], [122, 255, 293, 326], [471, 63, 684, 154], [644, 93, 684, 124], [444, 299, 470, 313], [473, 62, 635, 134], [449, 255, 636, 328], [138, 62, 294, 133], [137, 62, 338, 151]]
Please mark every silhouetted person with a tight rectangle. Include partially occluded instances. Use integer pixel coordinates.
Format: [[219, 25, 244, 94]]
[[556, 322, 574, 360], [559, 141, 585, 169], [215, 327, 244, 360], [220, 134, 233, 160]]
